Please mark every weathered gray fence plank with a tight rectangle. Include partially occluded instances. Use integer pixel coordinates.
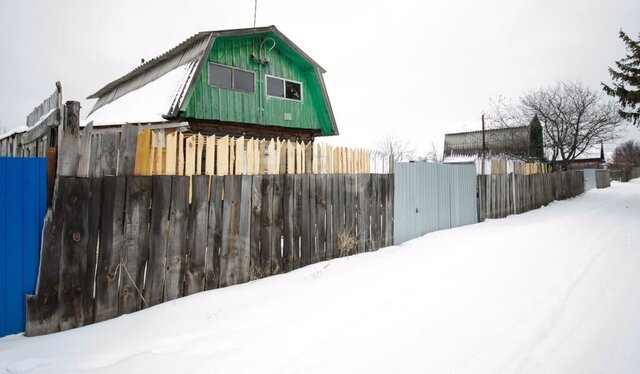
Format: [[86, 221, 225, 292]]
[[117, 124, 138, 176], [283, 175, 295, 271], [316, 174, 327, 260], [293, 175, 302, 269], [309, 175, 318, 264], [185, 175, 210, 296], [84, 178, 102, 323], [300, 175, 311, 267], [95, 176, 126, 322], [58, 178, 91, 331], [220, 176, 240, 287], [325, 175, 334, 259], [271, 176, 284, 274], [164, 176, 189, 301], [205, 176, 224, 290], [260, 176, 274, 276], [145, 176, 171, 307], [26, 178, 66, 336], [250, 175, 263, 280], [238, 176, 252, 284], [119, 176, 151, 314]]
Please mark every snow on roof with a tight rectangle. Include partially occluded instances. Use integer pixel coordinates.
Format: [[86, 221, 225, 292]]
[[443, 154, 477, 163], [83, 61, 197, 127], [0, 125, 29, 141], [0, 108, 56, 141]]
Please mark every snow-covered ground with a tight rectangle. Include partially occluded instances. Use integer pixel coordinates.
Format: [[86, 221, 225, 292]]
[[2, 180, 640, 374]]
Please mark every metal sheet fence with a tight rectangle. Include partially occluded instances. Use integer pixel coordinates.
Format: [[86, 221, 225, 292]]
[[25, 173, 393, 336], [0, 158, 47, 337], [393, 163, 477, 245]]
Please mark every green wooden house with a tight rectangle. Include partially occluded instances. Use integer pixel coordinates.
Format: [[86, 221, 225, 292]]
[[86, 26, 338, 141]]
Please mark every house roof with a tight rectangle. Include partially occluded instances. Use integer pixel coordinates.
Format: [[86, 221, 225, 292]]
[[444, 126, 530, 158], [86, 26, 330, 125]]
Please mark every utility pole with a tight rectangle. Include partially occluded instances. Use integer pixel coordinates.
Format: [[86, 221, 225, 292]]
[[481, 114, 486, 175]]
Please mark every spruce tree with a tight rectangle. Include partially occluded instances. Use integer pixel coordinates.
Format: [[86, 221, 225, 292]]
[[602, 31, 640, 125], [528, 114, 544, 160]]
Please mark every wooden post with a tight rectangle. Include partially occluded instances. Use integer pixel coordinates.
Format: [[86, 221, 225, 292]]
[[57, 101, 82, 177], [118, 124, 138, 176]]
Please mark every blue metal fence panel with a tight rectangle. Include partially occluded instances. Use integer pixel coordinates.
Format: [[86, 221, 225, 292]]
[[394, 162, 477, 245], [0, 157, 47, 337]]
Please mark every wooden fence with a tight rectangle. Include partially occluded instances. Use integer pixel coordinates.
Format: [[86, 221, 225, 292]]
[[475, 159, 549, 175], [478, 171, 585, 220], [0, 83, 60, 158], [595, 170, 611, 189], [84, 126, 373, 178], [25, 173, 393, 336]]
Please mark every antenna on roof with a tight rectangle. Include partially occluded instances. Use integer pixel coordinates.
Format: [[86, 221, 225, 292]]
[[253, 0, 258, 27]]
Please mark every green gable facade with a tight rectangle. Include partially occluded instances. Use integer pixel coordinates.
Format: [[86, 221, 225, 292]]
[[182, 32, 335, 136]]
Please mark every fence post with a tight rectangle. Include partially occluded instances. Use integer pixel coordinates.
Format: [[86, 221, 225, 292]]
[[56, 101, 81, 177]]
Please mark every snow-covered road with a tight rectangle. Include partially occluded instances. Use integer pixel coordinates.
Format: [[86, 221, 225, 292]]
[[2, 180, 640, 374]]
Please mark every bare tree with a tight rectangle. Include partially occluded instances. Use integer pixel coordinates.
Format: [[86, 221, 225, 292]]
[[612, 140, 640, 166], [418, 141, 444, 163], [375, 134, 415, 172], [489, 82, 622, 170]]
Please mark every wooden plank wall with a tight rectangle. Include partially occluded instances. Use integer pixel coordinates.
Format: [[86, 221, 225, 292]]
[[25, 173, 393, 336], [129, 129, 371, 177], [475, 159, 549, 175], [478, 170, 585, 221]]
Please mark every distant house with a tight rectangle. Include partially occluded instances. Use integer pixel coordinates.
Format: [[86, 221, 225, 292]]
[[85, 26, 338, 142]]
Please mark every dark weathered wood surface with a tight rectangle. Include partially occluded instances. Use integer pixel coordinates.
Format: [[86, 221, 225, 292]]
[[164, 176, 189, 301], [271, 176, 284, 274], [26, 178, 66, 336], [118, 124, 138, 176], [94, 176, 126, 322], [260, 176, 273, 276], [57, 101, 81, 177], [58, 178, 91, 331], [185, 176, 210, 296], [316, 175, 327, 260], [27, 173, 396, 336], [145, 176, 171, 307], [220, 176, 240, 287], [282, 175, 295, 271], [205, 176, 224, 290], [250, 175, 263, 279], [478, 171, 584, 220], [300, 175, 311, 266], [308, 176, 318, 264], [119, 176, 152, 314], [293, 175, 302, 269], [238, 176, 252, 284]]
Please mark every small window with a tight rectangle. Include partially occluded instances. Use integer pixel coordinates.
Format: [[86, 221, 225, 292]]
[[234, 69, 254, 92], [267, 76, 285, 98], [285, 81, 301, 100], [266, 75, 302, 102], [209, 64, 232, 89], [208, 63, 255, 93]]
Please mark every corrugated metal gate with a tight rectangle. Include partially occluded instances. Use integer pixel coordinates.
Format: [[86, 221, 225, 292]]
[[394, 163, 477, 244], [0, 157, 47, 337]]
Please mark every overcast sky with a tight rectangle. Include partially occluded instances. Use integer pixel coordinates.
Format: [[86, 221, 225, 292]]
[[1, 0, 639, 155]]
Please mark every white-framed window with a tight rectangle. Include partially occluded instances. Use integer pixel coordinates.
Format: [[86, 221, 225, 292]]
[[266, 75, 302, 102], [208, 62, 255, 93]]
